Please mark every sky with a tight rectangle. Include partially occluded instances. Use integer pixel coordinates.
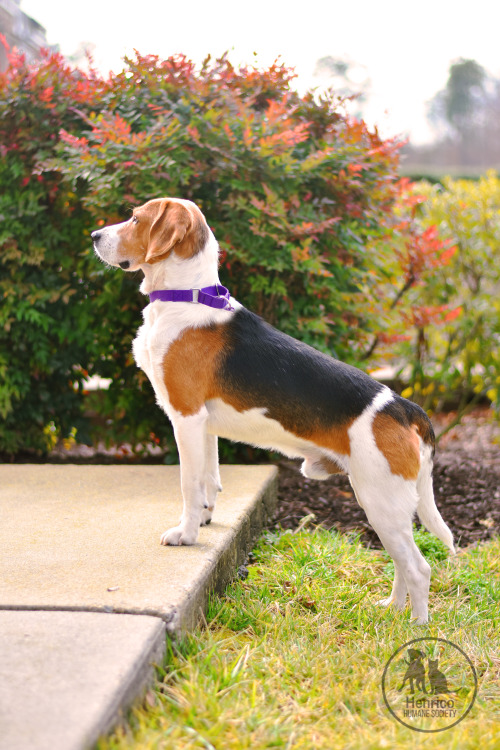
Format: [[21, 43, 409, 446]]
[[20, 0, 500, 145]]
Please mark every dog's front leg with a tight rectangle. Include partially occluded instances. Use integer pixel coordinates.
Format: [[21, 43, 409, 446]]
[[201, 433, 222, 526], [161, 409, 209, 546]]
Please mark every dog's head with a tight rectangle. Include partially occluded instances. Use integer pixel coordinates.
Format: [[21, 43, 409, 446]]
[[91, 198, 209, 271]]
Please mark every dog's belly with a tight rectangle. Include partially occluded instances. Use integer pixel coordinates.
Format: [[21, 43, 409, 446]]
[[206, 397, 347, 468]]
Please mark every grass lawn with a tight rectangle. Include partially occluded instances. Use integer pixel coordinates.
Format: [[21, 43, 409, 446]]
[[99, 528, 500, 749]]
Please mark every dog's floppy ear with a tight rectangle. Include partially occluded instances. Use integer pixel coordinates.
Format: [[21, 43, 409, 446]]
[[145, 201, 192, 264]]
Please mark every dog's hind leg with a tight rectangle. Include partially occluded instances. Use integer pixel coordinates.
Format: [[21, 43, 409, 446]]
[[161, 408, 209, 546], [371, 512, 430, 624], [349, 476, 408, 609], [201, 434, 222, 526], [377, 563, 408, 611], [350, 476, 431, 624], [349, 476, 407, 609]]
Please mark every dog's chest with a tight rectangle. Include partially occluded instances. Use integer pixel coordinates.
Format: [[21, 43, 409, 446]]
[[132, 320, 158, 382], [132, 323, 148, 373], [132, 307, 178, 386], [131, 303, 232, 416]]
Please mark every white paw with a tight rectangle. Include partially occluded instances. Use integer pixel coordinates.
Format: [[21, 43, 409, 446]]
[[411, 613, 429, 625], [201, 506, 214, 526], [377, 596, 394, 609], [160, 525, 198, 546], [377, 595, 406, 611]]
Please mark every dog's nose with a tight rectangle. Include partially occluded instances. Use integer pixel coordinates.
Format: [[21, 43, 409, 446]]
[[91, 230, 102, 241]]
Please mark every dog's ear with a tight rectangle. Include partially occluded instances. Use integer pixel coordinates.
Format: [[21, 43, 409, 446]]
[[145, 201, 191, 264], [145, 200, 209, 263]]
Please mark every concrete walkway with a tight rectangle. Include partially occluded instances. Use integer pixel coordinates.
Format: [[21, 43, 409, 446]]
[[0, 464, 277, 750]]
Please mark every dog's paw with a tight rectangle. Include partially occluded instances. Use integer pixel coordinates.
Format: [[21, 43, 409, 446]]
[[411, 612, 429, 625], [160, 525, 198, 546], [377, 595, 394, 608], [200, 505, 214, 526], [377, 595, 406, 611]]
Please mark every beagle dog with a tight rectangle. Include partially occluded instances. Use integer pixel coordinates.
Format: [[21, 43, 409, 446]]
[[91, 197, 455, 624]]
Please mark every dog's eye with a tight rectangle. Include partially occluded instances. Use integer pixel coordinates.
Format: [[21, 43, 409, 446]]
[[131, 215, 139, 224]]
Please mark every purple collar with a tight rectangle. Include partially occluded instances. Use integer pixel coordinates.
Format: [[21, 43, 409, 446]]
[[149, 284, 233, 311]]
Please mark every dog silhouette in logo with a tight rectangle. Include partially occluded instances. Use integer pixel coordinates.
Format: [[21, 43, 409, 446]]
[[428, 658, 451, 695], [399, 649, 427, 694]]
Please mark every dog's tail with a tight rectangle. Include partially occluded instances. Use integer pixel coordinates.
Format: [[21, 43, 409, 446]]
[[413, 410, 455, 554]]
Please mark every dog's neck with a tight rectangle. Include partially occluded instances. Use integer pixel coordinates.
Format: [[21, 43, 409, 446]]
[[139, 231, 221, 296]]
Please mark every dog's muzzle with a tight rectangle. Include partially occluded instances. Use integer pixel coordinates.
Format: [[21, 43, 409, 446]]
[[91, 229, 130, 268]]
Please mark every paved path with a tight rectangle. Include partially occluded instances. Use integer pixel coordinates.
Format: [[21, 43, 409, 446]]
[[0, 464, 277, 749]]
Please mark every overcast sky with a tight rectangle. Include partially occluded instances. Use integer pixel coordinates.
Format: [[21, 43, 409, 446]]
[[21, 0, 500, 144]]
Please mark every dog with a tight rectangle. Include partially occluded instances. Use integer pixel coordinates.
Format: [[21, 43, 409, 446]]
[[91, 197, 455, 624]]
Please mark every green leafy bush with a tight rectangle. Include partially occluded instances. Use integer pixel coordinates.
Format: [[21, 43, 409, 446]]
[[0, 45, 111, 453], [402, 173, 500, 422], [44, 52, 407, 352], [0, 43, 446, 456]]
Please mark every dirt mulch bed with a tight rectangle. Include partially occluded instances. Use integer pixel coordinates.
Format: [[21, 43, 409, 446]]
[[272, 408, 500, 549]]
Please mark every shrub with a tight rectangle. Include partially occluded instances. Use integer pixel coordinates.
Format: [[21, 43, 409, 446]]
[[0, 42, 111, 453], [347, 177, 458, 365], [399, 173, 500, 425], [0, 43, 442, 456], [44, 52, 407, 352], [355, 172, 500, 431]]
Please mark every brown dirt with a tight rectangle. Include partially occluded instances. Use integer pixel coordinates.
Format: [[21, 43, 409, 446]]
[[272, 408, 500, 549]]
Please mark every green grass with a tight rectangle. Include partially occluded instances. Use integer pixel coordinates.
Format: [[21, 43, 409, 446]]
[[99, 529, 500, 749]]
